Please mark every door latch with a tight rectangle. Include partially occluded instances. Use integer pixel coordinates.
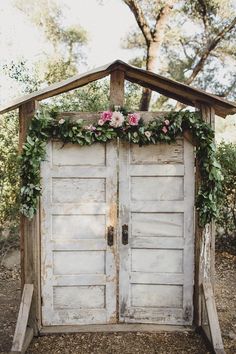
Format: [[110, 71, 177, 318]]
[[107, 226, 114, 246], [122, 224, 128, 245]]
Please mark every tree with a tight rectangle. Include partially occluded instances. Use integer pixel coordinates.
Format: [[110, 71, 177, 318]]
[[123, 0, 176, 110], [14, 0, 88, 84], [122, 0, 236, 110]]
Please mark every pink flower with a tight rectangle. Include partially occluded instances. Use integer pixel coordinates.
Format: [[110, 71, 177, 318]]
[[110, 112, 124, 128], [162, 126, 168, 134], [164, 119, 170, 126], [128, 113, 140, 126], [100, 111, 112, 123], [144, 131, 151, 138], [85, 125, 96, 131]]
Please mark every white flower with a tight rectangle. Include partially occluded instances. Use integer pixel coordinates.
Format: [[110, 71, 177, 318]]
[[58, 118, 65, 125], [145, 131, 151, 138], [110, 111, 124, 128], [98, 118, 105, 126], [114, 105, 121, 111]]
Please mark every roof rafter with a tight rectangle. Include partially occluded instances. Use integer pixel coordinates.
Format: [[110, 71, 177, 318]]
[[0, 60, 235, 118]]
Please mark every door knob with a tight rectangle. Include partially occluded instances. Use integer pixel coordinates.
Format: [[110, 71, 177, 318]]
[[107, 226, 114, 246], [122, 224, 128, 245]]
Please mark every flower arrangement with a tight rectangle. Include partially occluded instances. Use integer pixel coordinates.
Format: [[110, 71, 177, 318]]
[[19, 108, 223, 227]]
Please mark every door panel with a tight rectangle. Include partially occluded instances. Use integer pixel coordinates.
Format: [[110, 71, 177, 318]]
[[119, 139, 194, 325], [41, 138, 195, 327], [41, 141, 117, 326]]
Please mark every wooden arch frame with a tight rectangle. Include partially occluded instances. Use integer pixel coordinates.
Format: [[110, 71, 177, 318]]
[[1, 61, 231, 353]]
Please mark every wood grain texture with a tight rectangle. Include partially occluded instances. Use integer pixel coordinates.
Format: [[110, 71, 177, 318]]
[[130, 139, 183, 164], [110, 70, 125, 108], [11, 284, 33, 352], [202, 281, 225, 353], [119, 140, 194, 325], [41, 141, 118, 326], [194, 105, 216, 327], [19, 101, 41, 334], [1, 60, 235, 117]]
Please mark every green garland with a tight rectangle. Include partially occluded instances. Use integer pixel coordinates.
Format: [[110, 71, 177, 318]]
[[19, 109, 223, 226]]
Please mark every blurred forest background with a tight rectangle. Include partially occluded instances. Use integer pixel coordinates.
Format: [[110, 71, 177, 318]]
[[0, 0, 235, 253]]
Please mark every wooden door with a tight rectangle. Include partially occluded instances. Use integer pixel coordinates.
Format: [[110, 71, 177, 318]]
[[41, 141, 117, 325], [119, 139, 195, 325]]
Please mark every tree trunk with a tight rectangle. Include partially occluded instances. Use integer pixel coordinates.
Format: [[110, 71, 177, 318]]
[[140, 42, 158, 111]]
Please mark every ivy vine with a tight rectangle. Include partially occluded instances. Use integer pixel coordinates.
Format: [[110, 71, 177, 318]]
[[19, 108, 223, 226]]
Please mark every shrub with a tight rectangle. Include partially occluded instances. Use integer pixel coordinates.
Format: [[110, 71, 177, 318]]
[[216, 142, 236, 252]]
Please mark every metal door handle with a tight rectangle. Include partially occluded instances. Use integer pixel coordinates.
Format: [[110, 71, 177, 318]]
[[107, 226, 114, 246], [122, 224, 128, 245]]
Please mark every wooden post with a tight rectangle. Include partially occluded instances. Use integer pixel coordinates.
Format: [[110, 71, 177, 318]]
[[200, 105, 216, 290], [194, 104, 216, 327], [11, 284, 34, 353], [202, 281, 225, 354], [110, 70, 125, 108], [19, 101, 41, 334]]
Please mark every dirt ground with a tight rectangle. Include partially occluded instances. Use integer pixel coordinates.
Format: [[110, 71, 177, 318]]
[[0, 251, 235, 354]]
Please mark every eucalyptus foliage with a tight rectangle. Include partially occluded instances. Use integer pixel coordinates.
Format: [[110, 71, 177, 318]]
[[20, 109, 223, 226]]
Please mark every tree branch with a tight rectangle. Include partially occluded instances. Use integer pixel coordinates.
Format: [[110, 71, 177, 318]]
[[152, 1, 176, 42], [123, 0, 152, 44], [197, 0, 210, 33], [185, 16, 236, 85]]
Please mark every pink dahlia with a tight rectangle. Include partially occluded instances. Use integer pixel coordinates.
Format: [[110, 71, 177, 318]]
[[100, 111, 112, 123], [128, 113, 140, 126]]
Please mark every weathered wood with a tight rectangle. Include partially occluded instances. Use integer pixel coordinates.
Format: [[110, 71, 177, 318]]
[[202, 281, 225, 354], [11, 284, 34, 353], [201, 106, 216, 289], [119, 139, 195, 325], [40, 323, 193, 334], [19, 101, 41, 334], [1, 60, 235, 117], [41, 141, 118, 325], [110, 69, 125, 108], [21, 327, 34, 354], [194, 105, 216, 327]]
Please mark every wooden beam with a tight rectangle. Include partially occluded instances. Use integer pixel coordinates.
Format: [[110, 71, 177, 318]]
[[1, 60, 236, 117], [19, 101, 38, 286], [110, 70, 125, 108], [11, 284, 34, 354], [19, 101, 41, 334], [40, 324, 193, 335], [202, 281, 225, 354]]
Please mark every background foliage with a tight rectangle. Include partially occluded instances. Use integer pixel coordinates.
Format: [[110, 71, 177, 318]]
[[216, 142, 236, 252], [0, 112, 20, 229]]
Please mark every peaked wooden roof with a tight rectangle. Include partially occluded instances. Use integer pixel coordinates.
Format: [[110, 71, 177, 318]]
[[0, 59, 236, 117]]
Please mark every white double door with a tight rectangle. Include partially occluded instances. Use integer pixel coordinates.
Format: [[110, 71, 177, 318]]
[[41, 139, 194, 326]]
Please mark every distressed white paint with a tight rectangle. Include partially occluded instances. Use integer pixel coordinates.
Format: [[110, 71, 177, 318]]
[[52, 178, 106, 203], [131, 213, 183, 237], [41, 138, 195, 327], [53, 286, 105, 309], [131, 249, 183, 273], [131, 176, 184, 201], [130, 139, 183, 164], [119, 139, 195, 325], [131, 284, 183, 308], [52, 214, 106, 239], [41, 141, 117, 326], [52, 142, 106, 166]]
